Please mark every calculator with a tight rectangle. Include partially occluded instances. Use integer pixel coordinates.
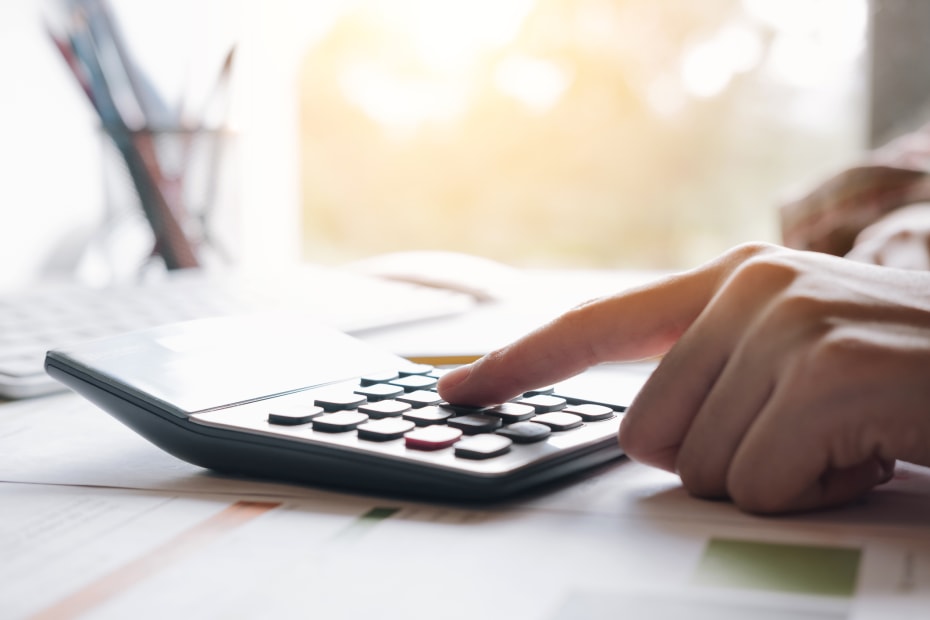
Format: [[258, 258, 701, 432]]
[[45, 314, 637, 501]]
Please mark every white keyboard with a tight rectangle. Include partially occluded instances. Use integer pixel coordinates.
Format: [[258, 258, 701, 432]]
[[0, 266, 476, 399]]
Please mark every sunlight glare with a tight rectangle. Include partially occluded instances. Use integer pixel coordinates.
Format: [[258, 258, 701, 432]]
[[494, 55, 572, 113], [680, 24, 762, 98], [742, 0, 866, 88], [339, 62, 468, 133], [393, 0, 536, 74], [336, 0, 536, 133]]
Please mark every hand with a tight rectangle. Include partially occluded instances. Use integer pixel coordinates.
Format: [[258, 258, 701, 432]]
[[438, 243, 930, 514], [779, 165, 930, 256], [846, 203, 930, 270]]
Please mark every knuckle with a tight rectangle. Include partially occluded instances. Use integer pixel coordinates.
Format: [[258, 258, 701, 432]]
[[676, 453, 729, 500], [727, 250, 802, 292], [713, 250, 804, 309], [889, 229, 916, 243], [801, 326, 867, 371], [766, 291, 830, 329], [723, 241, 782, 266], [734, 253, 802, 284], [726, 461, 801, 514]]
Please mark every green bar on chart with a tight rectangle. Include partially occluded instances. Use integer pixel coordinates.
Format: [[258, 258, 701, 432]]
[[330, 506, 400, 543], [694, 538, 861, 597]]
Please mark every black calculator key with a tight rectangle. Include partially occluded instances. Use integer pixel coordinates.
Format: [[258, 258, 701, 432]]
[[359, 370, 400, 386], [496, 421, 551, 444], [403, 405, 453, 426], [531, 411, 582, 431], [398, 364, 435, 376], [441, 402, 490, 415], [312, 411, 369, 432], [354, 383, 405, 401], [357, 418, 416, 441], [405, 426, 462, 450], [564, 403, 615, 421], [267, 405, 324, 426], [486, 402, 535, 423], [519, 394, 567, 413], [314, 393, 367, 412], [396, 390, 444, 408], [447, 413, 503, 435], [389, 375, 438, 392], [455, 435, 513, 459], [359, 400, 411, 418]]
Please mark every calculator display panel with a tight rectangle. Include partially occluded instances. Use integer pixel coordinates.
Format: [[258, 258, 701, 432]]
[[47, 314, 414, 416]]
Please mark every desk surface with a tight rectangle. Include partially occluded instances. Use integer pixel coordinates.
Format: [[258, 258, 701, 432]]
[[3, 389, 930, 619], [2, 269, 930, 619]]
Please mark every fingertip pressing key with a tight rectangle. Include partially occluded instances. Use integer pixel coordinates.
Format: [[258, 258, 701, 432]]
[[436, 363, 476, 401], [436, 355, 526, 406]]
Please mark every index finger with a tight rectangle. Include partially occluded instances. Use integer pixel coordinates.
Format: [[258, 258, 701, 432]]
[[437, 255, 734, 406]]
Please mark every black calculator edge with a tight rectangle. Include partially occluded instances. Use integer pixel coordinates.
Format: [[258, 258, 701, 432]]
[[45, 356, 625, 502]]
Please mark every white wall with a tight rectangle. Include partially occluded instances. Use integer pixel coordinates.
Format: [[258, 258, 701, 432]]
[[0, 0, 312, 291], [232, 0, 353, 275], [0, 1, 102, 291]]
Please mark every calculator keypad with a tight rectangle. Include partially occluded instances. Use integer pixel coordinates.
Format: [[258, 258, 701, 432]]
[[190, 366, 624, 476]]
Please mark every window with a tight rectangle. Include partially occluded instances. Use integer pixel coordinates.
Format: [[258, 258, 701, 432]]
[[295, 0, 867, 270]]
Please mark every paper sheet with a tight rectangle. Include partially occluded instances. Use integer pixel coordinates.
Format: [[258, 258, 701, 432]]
[[360, 268, 666, 360], [2, 481, 928, 620]]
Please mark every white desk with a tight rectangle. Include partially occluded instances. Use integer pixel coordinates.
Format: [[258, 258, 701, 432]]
[[2, 270, 930, 619]]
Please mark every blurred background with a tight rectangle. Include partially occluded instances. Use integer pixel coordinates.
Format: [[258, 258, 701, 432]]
[[1, 0, 918, 291], [297, 0, 866, 269]]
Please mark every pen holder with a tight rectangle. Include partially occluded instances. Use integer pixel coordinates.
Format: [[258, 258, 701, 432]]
[[89, 126, 239, 282]]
